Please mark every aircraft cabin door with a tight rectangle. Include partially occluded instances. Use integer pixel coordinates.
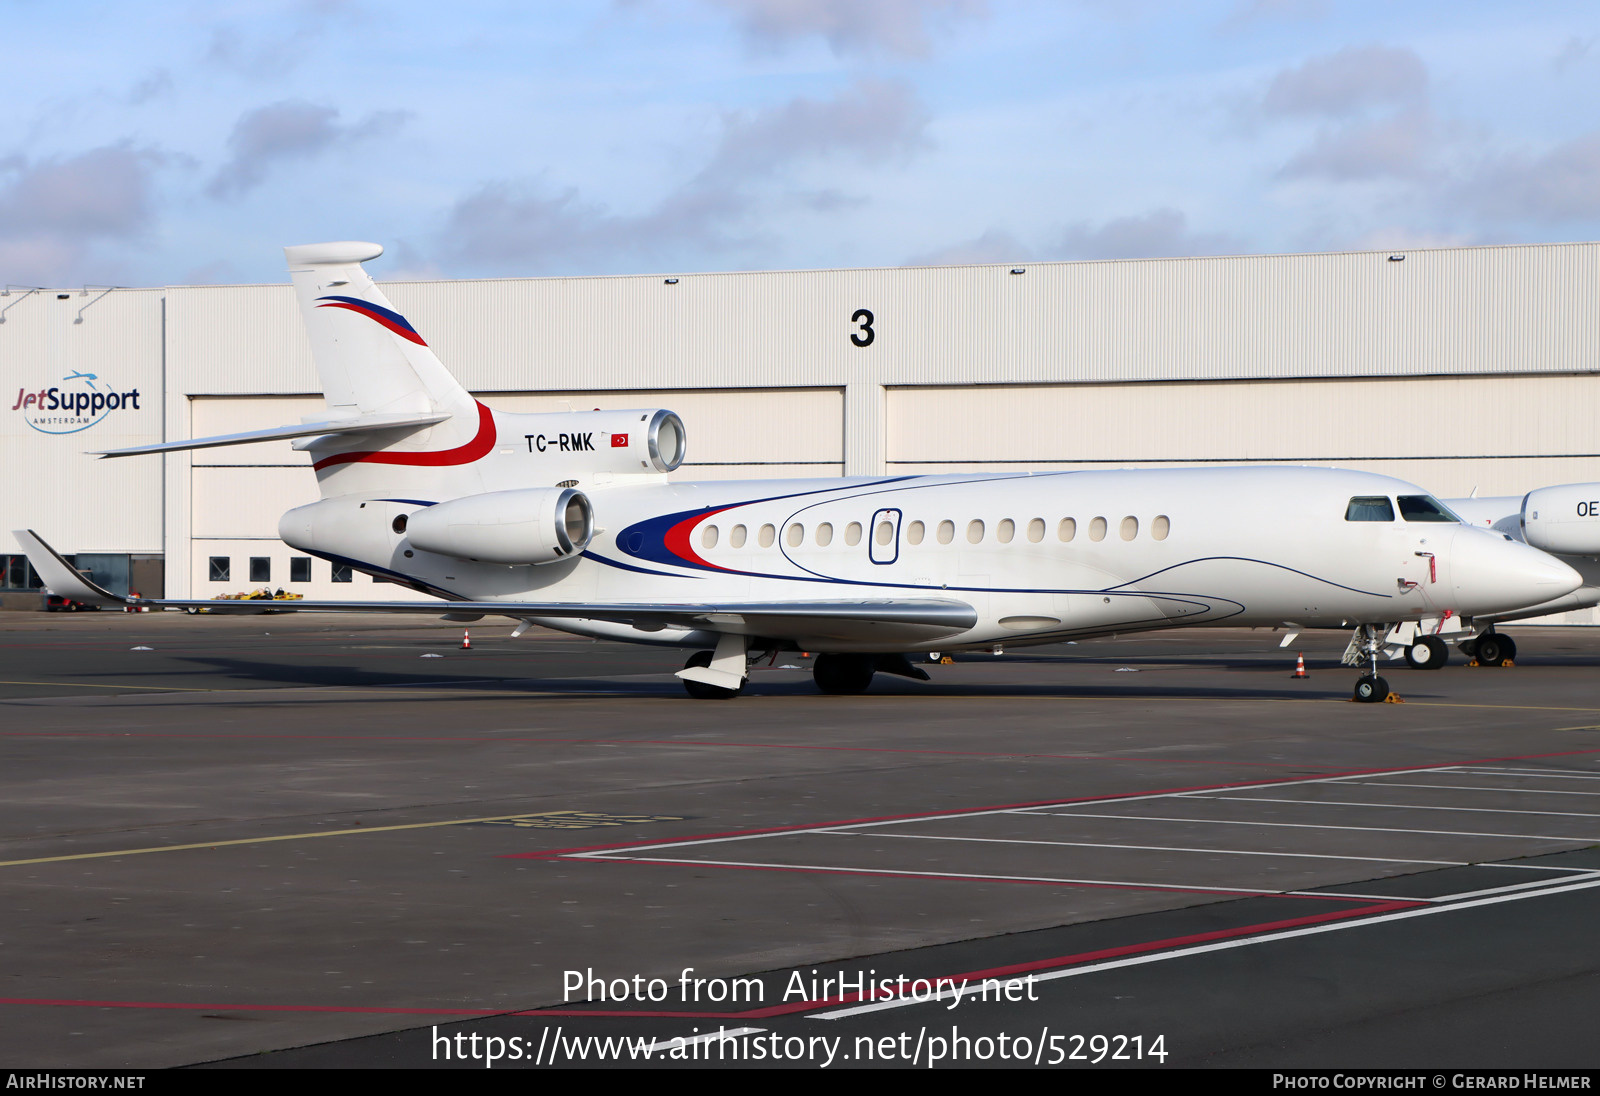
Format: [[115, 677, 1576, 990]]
[[869, 508, 902, 565]]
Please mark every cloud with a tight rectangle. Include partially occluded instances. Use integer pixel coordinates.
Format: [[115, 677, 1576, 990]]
[[207, 100, 409, 199], [0, 143, 164, 285], [1553, 34, 1596, 73], [439, 79, 933, 273], [904, 228, 1028, 266], [1459, 131, 1600, 222], [695, 79, 931, 185], [696, 0, 986, 56], [1049, 208, 1243, 260], [1261, 44, 1427, 118], [1278, 108, 1433, 181], [905, 211, 1243, 268], [204, 0, 359, 79]]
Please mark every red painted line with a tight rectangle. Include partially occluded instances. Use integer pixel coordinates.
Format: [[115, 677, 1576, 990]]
[[0, 729, 1313, 767], [0, 998, 501, 1015], [511, 747, 1600, 860], [312, 401, 496, 470], [0, 898, 1420, 1019]]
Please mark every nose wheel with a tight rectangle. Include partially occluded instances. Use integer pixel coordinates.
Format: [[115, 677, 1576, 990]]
[[1352, 623, 1397, 704]]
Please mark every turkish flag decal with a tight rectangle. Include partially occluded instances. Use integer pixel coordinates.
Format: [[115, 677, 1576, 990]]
[[611, 433, 629, 447]]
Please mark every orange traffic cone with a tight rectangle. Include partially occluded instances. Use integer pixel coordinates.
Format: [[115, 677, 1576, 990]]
[[461, 629, 472, 650], [1291, 652, 1309, 679]]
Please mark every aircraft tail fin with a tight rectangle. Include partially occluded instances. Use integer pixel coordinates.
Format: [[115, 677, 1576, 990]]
[[283, 242, 483, 491]]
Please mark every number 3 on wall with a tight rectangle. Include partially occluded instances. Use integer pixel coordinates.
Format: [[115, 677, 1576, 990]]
[[851, 309, 875, 347]]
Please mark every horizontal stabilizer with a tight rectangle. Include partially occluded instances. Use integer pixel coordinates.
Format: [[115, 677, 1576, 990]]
[[91, 411, 450, 458]]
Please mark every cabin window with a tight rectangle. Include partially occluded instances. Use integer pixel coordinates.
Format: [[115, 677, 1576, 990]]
[[1088, 517, 1107, 542], [759, 524, 776, 547], [937, 520, 955, 544], [997, 518, 1015, 543], [701, 525, 719, 550], [786, 523, 804, 548], [1058, 518, 1076, 542], [209, 556, 230, 582], [967, 519, 985, 544], [816, 522, 833, 546], [1152, 515, 1170, 541], [1027, 518, 1045, 543], [730, 524, 747, 548], [1345, 496, 1395, 522], [904, 521, 923, 545], [1120, 516, 1138, 541], [290, 557, 311, 583], [845, 522, 863, 546], [1398, 495, 1461, 523], [876, 521, 894, 545]]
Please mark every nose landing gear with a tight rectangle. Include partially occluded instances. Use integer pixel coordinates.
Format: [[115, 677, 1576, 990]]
[[1351, 624, 1395, 704]]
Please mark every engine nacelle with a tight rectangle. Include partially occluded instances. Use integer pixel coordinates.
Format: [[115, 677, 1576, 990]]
[[1522, 483, 1600, 556], [514, 408, 686, 474], [406, 487, 594, 566]]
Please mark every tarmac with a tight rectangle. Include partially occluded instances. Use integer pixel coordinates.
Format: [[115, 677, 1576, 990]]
[[3, 610, 1599, 1069]]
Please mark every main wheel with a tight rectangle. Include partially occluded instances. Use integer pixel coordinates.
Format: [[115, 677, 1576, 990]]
[[1353, 675, 1391, 703], [1475, 633, 1508, 667], [813, 653, 876, 695], [681, 650, 742, 700], [1404, 635, 1448, 670]]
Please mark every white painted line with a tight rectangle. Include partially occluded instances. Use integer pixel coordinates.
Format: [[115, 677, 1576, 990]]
[[576, 769, 1411, 858], [828, 830, 1467, 866], [1186, 795, 1600, 820], [598, 854, 1288, 895], [1018, 810, 1600, 843], [1419, 870, 1600, 903], [640, 1027, 766, 1053], [1340, 780, 1600, 797], [1449, 768, 1600, 782], [808, 875, 1600, 1020]]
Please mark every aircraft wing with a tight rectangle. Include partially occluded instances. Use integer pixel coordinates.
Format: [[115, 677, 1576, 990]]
[[13, 529, 976, 644]]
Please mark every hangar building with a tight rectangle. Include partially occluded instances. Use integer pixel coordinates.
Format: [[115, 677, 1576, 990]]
[[2, 240, 1596, 618]]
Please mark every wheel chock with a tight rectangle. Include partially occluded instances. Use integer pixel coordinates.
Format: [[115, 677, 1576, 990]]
[[1383, 693, 1406, 703]]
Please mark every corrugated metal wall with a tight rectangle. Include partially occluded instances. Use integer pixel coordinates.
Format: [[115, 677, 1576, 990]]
[[11, 241, 1599, 601], [0, 288, 165, 555]]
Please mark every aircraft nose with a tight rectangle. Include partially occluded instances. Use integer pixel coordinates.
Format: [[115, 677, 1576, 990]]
[[1450, 527, 1582, 615]]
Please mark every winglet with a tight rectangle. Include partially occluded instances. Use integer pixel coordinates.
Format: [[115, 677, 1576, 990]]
[[11, 530, 127, 607]]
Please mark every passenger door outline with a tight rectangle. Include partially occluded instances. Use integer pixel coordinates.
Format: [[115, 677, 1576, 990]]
[[869, 507, 902, 565]]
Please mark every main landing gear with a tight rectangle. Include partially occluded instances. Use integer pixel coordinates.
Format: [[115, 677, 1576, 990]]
[[1351, 624, 1392, 704], [1460, 630, 1517, 668], [1403, 634, 1449, 670], [678, 646, 934, 699]]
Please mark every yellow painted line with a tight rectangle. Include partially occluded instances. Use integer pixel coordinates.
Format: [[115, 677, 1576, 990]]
[[0, 812, 549, 869], [0, 680, 220, 692]]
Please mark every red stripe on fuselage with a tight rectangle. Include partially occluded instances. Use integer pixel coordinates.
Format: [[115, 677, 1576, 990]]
[[315, 300, 429, 346], [663, 507, 740, 572], [312, 401, 496, 470]]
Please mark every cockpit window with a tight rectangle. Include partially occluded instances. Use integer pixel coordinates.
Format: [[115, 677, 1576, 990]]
[[1345, 496, 1395, 522], [1397, 495, 1461, 523]]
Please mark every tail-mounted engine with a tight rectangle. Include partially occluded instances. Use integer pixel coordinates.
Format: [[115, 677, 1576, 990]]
[[406, 487, 594, 565], [514, 408, 685, 476], [1521, 484, 1600, 556]]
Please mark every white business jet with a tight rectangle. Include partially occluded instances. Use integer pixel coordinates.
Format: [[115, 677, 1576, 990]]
[[1437, 485, 1600, 667], [13, 242, 1582, 703]]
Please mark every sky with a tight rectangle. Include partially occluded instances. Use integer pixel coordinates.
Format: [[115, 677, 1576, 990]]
[[2, 0, 1598, 287]]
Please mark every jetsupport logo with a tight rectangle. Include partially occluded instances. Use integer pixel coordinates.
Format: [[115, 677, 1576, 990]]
[[12, 372, 142, 435]]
